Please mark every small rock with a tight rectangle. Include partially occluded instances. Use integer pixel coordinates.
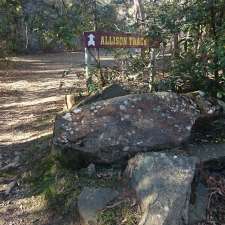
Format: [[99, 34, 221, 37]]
[[1, 161, 19, 171], [189, 182, 208, 225], [78, 187, 119, 225], [87, 163, 96, 176], [5, 180, 17, 195], [218, 99, 225, 114], [14, 151, 20, 156], [76, 83, 130, 108], [15, 155, 20, 162]]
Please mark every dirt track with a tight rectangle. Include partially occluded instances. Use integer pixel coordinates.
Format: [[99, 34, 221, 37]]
[[0, 52, 86, 146], [0, 51, 113, 225]]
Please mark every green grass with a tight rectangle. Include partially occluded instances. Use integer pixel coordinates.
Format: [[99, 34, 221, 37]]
[[97, 201, 140, 225], [22, 135, 120, 216], [20, 133, 140, 224]]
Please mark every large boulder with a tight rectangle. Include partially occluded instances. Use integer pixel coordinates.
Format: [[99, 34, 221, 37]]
[[52, 92, 220, 167], [125, 152, 197, 225]]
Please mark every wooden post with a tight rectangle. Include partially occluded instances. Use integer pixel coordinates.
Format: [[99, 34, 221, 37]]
[[162, 43, 166, 78], [85, 47, 91, 88], [149, 48, 156, 92]]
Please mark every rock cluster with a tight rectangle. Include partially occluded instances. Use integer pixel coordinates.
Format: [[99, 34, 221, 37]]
[[52, 87, 225, 225]]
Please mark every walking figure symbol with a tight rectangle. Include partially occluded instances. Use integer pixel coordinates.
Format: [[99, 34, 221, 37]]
[[88, 34, 95, 47]]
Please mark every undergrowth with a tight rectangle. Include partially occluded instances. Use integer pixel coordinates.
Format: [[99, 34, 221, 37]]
[[21, 135, 121, 218], [97, 201, 140, 225]]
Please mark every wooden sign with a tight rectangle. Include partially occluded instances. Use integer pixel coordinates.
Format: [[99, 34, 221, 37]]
[[83, 31, 160, 49]]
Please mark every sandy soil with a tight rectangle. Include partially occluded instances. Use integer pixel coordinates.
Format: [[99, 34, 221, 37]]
[[0, 51, 113, 225]]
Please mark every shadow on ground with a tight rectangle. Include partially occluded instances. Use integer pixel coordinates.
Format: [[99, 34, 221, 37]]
[[0, 52, 93, 225]]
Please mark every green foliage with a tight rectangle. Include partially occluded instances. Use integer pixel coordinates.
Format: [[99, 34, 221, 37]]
[[138, 0, 225, 98], [86, 67, 102, 93], [0, 0, 23, 55], [22, 1, 88, 50], [96, 3, 118, 31], [0, 0, 121, 53], [98, 209, 118, 225], [22, 137, 119, 216], [170, 0, 225, 97], [86, 65, 121, 93]]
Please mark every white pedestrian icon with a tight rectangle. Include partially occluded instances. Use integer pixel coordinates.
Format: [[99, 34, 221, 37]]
[[87, 33, 95, 47]]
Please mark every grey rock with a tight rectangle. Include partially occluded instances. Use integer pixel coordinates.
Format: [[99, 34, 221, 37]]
[[189, 182, 208, 225], [185, 92, 222, 117], [78, 187, 119, 225], [5, 180, 17, 195], [87, 163, 96, 177], [1, 161, 19, 171], [125, 152, 197, 225], [0, 154, 2, 168], [14, 151, 20, 156], [53, 92, 203, 166], [65, 84, 129, 111], [75, 83, 130, 108], [174, 143, 225, 166], [218, 99, 225, 114]]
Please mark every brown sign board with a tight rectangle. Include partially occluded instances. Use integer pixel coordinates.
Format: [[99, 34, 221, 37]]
[[83, 32, 160, 49]]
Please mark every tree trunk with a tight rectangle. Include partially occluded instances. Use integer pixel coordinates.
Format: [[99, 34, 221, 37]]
[[173, 33, 179, 58], [209, 0, 219, 83], [133, 0, 144, 25]]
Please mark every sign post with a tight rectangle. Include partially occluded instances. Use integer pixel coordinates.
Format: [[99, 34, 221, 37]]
[[84, 47, 89, 83], [83, 31, 160, 90], [84, 32, 160, 49]]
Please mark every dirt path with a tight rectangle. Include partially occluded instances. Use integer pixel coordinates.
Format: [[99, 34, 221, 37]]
[[0, 52, 86, 146], [0, 52, 113, 225]]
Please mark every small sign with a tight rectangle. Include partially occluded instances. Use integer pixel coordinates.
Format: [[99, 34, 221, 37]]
[[83, 32, 160, 48]]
